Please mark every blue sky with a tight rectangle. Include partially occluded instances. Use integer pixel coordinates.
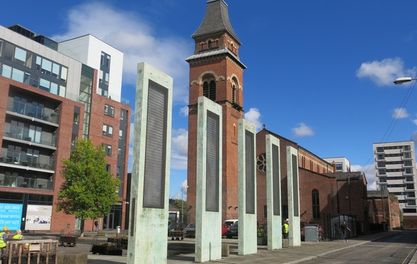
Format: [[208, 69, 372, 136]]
[[3, 0, 417, 193]]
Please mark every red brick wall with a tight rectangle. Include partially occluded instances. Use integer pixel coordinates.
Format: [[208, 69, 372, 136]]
[[403, 216, 417, 229], [337, 178, 367, 223], [299, 169, 337, 227], [0, 77, 84, 233], [87, 90, 130, 231]]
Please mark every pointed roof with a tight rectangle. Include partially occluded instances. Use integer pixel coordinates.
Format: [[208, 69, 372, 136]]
[[192, 0, 240, 44]]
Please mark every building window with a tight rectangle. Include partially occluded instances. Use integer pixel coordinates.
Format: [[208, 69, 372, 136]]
[[202, 74, 216, 101], [335, 163, 343, 172], [102, 124, 113, 137], [378, 169, 386, 175], [312, 189, 320, 219], [104, 104, 115, 117], [102, 144, 112, 156], [14, 47, 27, 62]]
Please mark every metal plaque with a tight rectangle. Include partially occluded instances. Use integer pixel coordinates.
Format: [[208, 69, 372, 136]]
[[143, 80, 168, 209], [206, 111, 219, 212], [272, 145, 280, 216], [245, 130, 255, 214], [292, 154, 299, 216]]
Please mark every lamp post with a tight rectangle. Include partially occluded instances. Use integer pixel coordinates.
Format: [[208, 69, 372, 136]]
[[393, 77, 417, 85]]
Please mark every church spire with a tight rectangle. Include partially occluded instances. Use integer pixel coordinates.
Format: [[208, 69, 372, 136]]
[[192, 0, 240, 44]]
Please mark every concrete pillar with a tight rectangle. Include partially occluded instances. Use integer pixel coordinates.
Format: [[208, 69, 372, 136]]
[[287, 146, 301, 247], [195, 96, 223, 262], [266, 134, 282, 250], [237, 119, 257, 255], [127, 62, 173, 264]]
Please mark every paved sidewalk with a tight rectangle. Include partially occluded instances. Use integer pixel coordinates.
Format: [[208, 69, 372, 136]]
[[87, 232, 394, 263]]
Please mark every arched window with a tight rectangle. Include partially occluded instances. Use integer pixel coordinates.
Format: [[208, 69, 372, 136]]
[[231, 77, 238, 104], [208, 40, 213, 49], [312, 189, 320, 219], [202, 74, 216, 101]]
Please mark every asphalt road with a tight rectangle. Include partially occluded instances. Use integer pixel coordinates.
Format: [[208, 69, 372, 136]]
[[300, 230, 417, 264]]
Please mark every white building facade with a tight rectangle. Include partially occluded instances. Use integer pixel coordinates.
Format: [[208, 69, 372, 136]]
[[373, 141, 417, 215], [324, 157, 351, 172]]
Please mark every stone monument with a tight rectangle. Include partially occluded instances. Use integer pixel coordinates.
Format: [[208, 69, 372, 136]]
[[237, 119, 257, 255], [127, 62, 173, 264], [287, 146, 301, 247], [266, 134, 282, 250], [195, 96, 223, 262]]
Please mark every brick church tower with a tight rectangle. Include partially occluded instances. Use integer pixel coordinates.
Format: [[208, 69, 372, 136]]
[[186, 0, 246, 223]]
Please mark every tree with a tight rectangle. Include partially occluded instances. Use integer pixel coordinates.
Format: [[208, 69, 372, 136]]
[[58, 139, 119, 234]]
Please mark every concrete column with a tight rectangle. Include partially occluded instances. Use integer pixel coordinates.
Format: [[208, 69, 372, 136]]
[[237, 119, 257, 255], [127, 62, 173, 264], [287, 146, 301, 247], [266, 134, 282, 250], [195, 96, 223, 262]]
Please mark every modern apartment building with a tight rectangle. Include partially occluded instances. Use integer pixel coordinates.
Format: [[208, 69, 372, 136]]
[[0, 24, 130, 232], [324, 157, 351, 172], [373, 141, 417, 216]]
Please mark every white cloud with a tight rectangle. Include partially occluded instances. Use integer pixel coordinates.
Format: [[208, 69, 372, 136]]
[[292, 122, 314, 137], [351, 164, 376, 190], [53, 2, 191, 103], [171, 129, 188, 170], [356, 57, 416, 86], [179, 105, 189, 117], [244, 108, 262, 131], [392, 107, 409, 119]]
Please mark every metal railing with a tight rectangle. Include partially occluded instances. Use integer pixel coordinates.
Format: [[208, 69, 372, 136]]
[[0, 156, 55, 170], [7, 100, 59, 124], [4, 131, 56, 147]]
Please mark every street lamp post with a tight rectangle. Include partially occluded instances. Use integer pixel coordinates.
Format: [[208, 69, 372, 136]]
[[393, 77, 417, 85]]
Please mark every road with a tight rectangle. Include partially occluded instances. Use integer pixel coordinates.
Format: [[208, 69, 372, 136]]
[[300, 230, 417, 264]]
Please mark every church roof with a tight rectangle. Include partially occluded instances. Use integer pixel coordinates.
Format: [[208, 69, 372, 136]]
[[192, 0, 240, 44]]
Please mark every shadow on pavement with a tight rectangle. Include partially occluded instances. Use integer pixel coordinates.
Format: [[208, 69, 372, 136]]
[[88, 260, 124, 264]]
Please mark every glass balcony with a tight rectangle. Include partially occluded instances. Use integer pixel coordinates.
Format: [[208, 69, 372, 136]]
[[0, 174, 52, 190], [0, 155, 54, 171], [4, 130, 56, 147], [7, 99, 59, 124]]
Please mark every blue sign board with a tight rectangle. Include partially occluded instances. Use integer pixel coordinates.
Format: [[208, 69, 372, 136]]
[[0, 203, 23, 230]]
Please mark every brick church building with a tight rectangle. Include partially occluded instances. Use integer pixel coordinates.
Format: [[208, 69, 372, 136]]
[[186, 0, 369, 237], [186, 0, 245, 223]]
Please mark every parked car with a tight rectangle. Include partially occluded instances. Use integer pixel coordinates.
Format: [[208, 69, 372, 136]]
[[183, 224, 195, 238], [222, 224, 229, 237], [224, 219, 238, 228], [226, 221, 238, 238]]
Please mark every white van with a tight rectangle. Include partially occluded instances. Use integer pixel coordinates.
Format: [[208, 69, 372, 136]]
[[224, 219, 238, 227]]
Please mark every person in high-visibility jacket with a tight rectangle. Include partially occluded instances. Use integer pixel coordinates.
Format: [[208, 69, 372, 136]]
[[12, 229, 23, 240], [0, 226, 10, 253], [283, 219, 289, 239]]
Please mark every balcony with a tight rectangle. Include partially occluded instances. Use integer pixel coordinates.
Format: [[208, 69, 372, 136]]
[[7, 100, 59, 125], [384, 149, 402, 155], [385, 156, 402, 162], [3, 131, 56, 149], [0, 155, 54, 172], [0, 174, 53, 190], [386, 171, 403, 177], [386, 179, 404, 185], [386, 164, 403, 170]]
